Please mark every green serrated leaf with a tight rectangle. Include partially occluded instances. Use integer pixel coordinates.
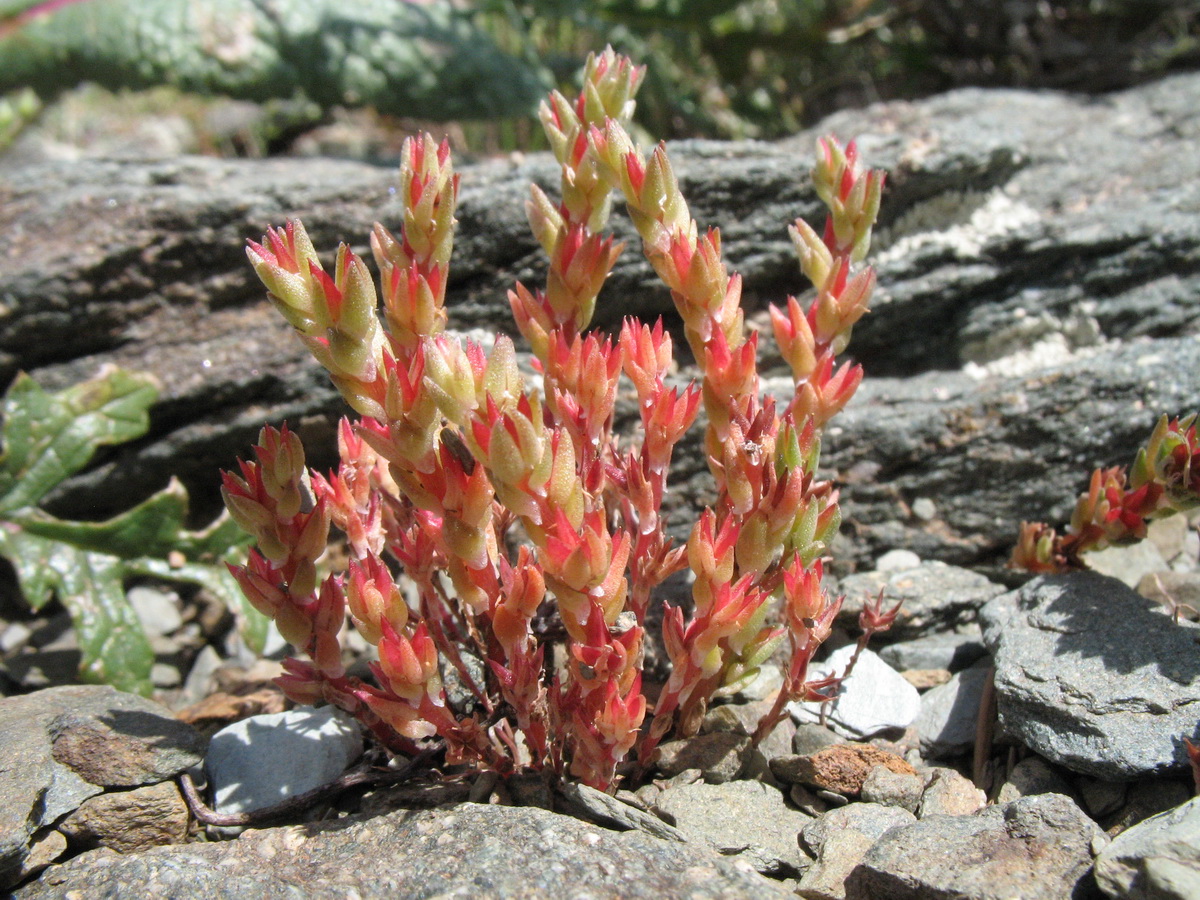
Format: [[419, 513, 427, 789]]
[[0, 367, 258, 695], [11, 477, 251, 561], [0, 526, 59, 610], [2, 529, 154, 694], [0, 367, 159, 514]]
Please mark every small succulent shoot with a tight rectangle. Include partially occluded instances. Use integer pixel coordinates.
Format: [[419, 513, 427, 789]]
[[1013, 413, 1200, 573]]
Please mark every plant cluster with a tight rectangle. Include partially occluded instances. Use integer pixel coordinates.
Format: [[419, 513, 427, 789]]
[[223, 49, 886, 791], [1013, 414, 1200, 574]]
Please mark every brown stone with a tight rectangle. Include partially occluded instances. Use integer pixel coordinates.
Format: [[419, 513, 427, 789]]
[[772, 744, 916, 797], [175, 687, 289, 733], [901, 669, 952, 691], [58, 782, 190, 853], [917, 767, 986, 817]]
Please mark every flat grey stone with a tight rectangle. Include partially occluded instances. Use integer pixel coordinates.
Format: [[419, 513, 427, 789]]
[[801, 801, 917, 857], [915, 660, 992, 759], [793, 723, 845, 756], [1078, 778, 1128, 820], [791, 648, 920, 739], [557, 782, 685, 843], [653, 779, 813, 876], [1140, 570, 1200, 618], [655, 731, 752, 784], [917, 767, 986, 818], [17, 804, 794, 899], [1086, 540, 1171, 589], [0, 686, 204, 890], [996, 756, 1076, 805], [204, 706, 363, 818], [860, 766, 923, 813], [1105, 779, 1194, 837], [980, 572, 1200, 779], [836, 563, 1006, 640], [57, 782, 190, 853], [879, 627, 987, 672], [126, 585, 183, 636], [1095, 795, 1200, 900]]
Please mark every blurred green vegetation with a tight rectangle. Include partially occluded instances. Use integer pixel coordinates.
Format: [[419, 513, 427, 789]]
[[2, 1, 1197, 155], [472, 0, 1200, 143]]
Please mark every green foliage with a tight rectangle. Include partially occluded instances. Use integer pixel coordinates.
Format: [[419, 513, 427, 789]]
[[0, 367, 262, 695], [477, 0, 1200, 142], [0, 0, 547, 121], [0, 86, 39, 149]]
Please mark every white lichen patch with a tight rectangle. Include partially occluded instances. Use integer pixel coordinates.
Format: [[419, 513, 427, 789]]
[[963, 333, 1109, 380], [963, 302, 1107, 378], [876, 188, 1040, 264]]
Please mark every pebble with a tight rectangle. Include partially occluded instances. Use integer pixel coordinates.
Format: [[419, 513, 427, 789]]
[[204, 706, 363, 822], [878, 627, 987, 672], [860, 765, 923, 813], [127, 585, 183, 636], [917, 767, 986, 817], [654, 731, 752, 784], [790, 647, 920, 739], [914, 660, 992, 759], [772, 744, 916, 797], [799, 803, 917, 900], [654, 779, 813, 876]]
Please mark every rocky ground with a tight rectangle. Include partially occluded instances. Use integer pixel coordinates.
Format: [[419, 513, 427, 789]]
[[1, 541, 1197, 898], [2, 70, 1200, 898]]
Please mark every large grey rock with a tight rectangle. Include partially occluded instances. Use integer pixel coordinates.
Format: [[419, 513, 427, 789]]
[[980, 572, 1200, 779], [0, 686, 205, 890], [846, 793, 1105, 900], [1095, 795, 1200, 900], [18, 803, 794, 899], [2, 74, 1200, 580]]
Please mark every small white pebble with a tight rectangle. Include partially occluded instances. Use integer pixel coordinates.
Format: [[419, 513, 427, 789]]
[[876, 549, 921, 572]]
